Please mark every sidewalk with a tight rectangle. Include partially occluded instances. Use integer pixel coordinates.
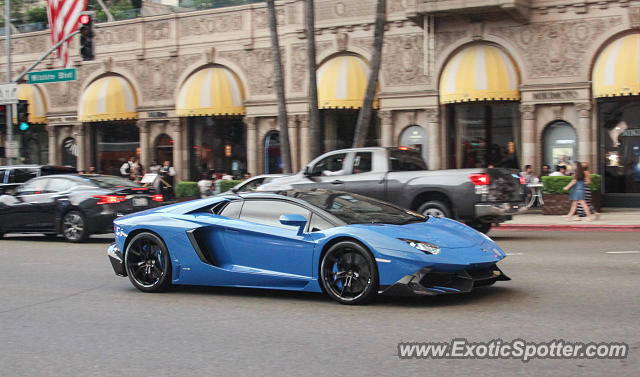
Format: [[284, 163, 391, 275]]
[[495, 207, 640, 231]]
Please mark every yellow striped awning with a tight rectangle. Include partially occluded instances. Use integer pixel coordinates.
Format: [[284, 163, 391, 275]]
[[14, 84, 47, 124], [593, 34, 640, 98], [439, 44, 520, 104], [176, 67, 246, 116], [317, 55, 378, 109], [78, 76, 138, 122]]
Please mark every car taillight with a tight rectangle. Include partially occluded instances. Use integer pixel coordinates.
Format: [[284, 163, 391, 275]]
[[94, 195, 126, 205], [469, 173, 490, 185], [519, 176, 526, 184], [152, 194, 163, 202]]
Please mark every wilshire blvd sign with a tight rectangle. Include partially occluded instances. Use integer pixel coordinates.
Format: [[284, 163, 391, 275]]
[[28, 68, 77, 84]]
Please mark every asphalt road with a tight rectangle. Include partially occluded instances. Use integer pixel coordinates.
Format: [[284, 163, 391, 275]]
[[0, 231, 638, 376]]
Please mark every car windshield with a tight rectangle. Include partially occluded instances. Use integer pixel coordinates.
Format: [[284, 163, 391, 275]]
[[289, 191, 427, 225], [85, 175, 141, 189]]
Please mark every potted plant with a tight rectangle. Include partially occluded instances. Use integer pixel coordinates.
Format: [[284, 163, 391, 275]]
[[541, 175, 601, 215]]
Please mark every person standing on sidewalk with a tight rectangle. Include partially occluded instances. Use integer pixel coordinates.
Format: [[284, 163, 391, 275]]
[[577, 162, 600, 219], [563, 162, 594, 221], [159, 160, 176, 201]]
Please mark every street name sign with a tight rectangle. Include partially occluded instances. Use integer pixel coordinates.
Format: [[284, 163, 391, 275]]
[[28, 68, 77, 84], [5, 141, 19, 158], [0, 83, 18, 105]]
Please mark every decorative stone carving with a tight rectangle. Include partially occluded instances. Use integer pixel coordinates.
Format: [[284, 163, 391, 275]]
[[378, 110, 393, 124], [297, 114, 309, 126], [388, 0, 408, 13], [245, 117, 257, 130], [337, 32, 349, 51], [205, 47, 216, 64], [314, 0, 375, 20], [489, 16, 623, 78], [575, 102, 592, 117], [630, 7, 640, 28], [382, 34, 430, 86], [424, 107, 439, 123], [435, 30, 468, 53], [254, 8, 285, 29], [520, 104, 536, 120], [145, 21, 171, 41], [351, 37, 374, 55], [137, 121, 150, 133], [180, 13, 243, 36], [96, 25, 137, 45], [219, 48, 284, 96], [7, 35, 49, 55]]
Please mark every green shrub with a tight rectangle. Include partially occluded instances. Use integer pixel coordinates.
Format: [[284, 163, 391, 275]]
[[542, 174, 601, 194], [219, 180, 242, 193], [176, 181, 200, 198]]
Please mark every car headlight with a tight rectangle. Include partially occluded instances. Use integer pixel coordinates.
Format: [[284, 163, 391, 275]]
[[399, 238, 440, 255]]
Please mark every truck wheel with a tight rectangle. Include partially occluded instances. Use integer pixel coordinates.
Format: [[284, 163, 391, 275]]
[[468, 221, 491, 234], [417, 201, 451, 218]]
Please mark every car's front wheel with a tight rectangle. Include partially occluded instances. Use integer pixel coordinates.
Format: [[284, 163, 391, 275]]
[[62, 211, 88, 242], [320, 241, 378, 305], [468, 221, 491, 234], [125, 232, 172, 293]]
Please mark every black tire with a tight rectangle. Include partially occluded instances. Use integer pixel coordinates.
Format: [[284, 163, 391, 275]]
[[124, 232, 172, 293], [417, 200, 451, 218], [320, 240, 379, 305], [61, 210, 89, 242], [468, 221, 491, 234]]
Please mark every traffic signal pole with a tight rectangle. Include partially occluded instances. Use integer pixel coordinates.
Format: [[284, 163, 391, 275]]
[[5, 0, 13, 165]]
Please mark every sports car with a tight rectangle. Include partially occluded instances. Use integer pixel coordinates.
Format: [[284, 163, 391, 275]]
[[108, 189, 510, 304]]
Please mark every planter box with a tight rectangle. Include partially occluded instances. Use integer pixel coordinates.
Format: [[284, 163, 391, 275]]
[[542, 191, 602, 215]]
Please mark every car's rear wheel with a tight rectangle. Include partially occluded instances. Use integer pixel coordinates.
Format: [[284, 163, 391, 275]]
[[62, 211, 88, 242], [417, 200, 451, 218], [320, 241, 378, 305], [125, 232, 172, 293]]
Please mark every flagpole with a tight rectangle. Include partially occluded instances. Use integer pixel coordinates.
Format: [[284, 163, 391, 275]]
[[5, 0, 13, 165]]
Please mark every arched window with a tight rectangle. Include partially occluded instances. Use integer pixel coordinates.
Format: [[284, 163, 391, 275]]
[[264, 131, 282, 174], [543, 121, 577, 169], [61, 137, 77, 167], [399, 125, 429, 165]]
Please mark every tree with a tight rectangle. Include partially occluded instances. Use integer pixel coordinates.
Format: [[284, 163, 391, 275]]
[[266, 0, 292, 173], [352, 0, 386, 148], [304, 0, 322, 160]]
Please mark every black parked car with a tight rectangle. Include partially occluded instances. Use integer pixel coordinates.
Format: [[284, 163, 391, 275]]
[[0, 174, 163, 242], [0, 165, 77, 195]]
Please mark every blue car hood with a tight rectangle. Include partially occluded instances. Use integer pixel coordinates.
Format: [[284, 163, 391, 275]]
[[349, 217, 483, 249]]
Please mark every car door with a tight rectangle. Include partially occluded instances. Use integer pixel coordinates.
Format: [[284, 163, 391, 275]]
[[1, 178, 49, 231], [38, 177, 76, 229], [338, 151, 386, 200], [222, 199, 317, 288], [293, 152, 353, 191]]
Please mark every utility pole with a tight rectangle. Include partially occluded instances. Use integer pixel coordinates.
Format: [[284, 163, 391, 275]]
[[5, 0, 13, 165]]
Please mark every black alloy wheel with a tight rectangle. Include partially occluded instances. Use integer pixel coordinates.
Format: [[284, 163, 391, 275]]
[[62, 210, 88, 242], [124, 232, 172, 293], [320, 241, 378, 305]]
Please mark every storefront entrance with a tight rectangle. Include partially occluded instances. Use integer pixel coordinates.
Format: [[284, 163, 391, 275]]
[[61, 137, 78, 167], [90, 122, 140, 176], [188, 117, 246, 180], [264, 131, 282, 174]]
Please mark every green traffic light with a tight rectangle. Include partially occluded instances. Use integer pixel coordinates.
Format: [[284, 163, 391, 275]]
[[19, 122, 29, 131]]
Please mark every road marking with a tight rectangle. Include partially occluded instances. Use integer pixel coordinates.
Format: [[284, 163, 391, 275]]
[[375, 258, 391, 263], [605, 251, 640, 254], [506, 252, 524, 256]]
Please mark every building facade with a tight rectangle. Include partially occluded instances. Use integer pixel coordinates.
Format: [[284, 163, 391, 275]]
[[1, 0, 640, 205]]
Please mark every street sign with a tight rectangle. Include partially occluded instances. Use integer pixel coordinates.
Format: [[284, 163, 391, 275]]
[[5, 141, 19, 158], [27, 68, 76, 84], [0, 83, 18, 105]]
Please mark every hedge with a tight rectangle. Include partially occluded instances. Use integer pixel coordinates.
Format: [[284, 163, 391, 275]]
[[219, 180, 242, 193], [542, 174, 601, 194], [176, 181, 200, 198]]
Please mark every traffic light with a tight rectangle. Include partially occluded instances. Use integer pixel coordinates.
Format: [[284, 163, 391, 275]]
[[79, 12, 94, 61], [17, 100, 29, 131]]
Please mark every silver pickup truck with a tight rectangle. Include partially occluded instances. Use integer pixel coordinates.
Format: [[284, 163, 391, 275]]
[[258, 147, 524, 233]]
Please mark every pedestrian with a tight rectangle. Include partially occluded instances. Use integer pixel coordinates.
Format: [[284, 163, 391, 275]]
[[577, 162, 600, 220], [149, 160, 161, 174], [197, 173, 213, 197], [159, 160, 176, 200], [562, 162, 594, 221], [549, 165, 566, 176], [541, 164, 550, 177], [520, 165, 535, 201], [120, 156, 135, 179], [88, 166, 96, 174]]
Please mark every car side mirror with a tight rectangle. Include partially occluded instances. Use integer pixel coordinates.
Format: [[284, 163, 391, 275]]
[[303, 166, 320, 177], [279, 214, 307, 235]]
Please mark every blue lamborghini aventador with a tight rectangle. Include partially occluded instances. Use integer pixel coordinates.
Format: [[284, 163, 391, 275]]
[[107, 189, 510, 304]]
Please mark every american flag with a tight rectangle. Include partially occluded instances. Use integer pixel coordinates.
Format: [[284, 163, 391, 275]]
[[46, 0, 88, 67]]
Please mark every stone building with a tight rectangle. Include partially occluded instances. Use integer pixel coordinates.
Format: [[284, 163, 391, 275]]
[[1, 0, 640, 205]]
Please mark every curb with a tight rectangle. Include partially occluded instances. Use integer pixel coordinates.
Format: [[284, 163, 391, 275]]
[[494, 224, 640, 231]]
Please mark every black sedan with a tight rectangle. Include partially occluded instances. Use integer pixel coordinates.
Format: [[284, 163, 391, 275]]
[[0, 174, 163, 242]]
